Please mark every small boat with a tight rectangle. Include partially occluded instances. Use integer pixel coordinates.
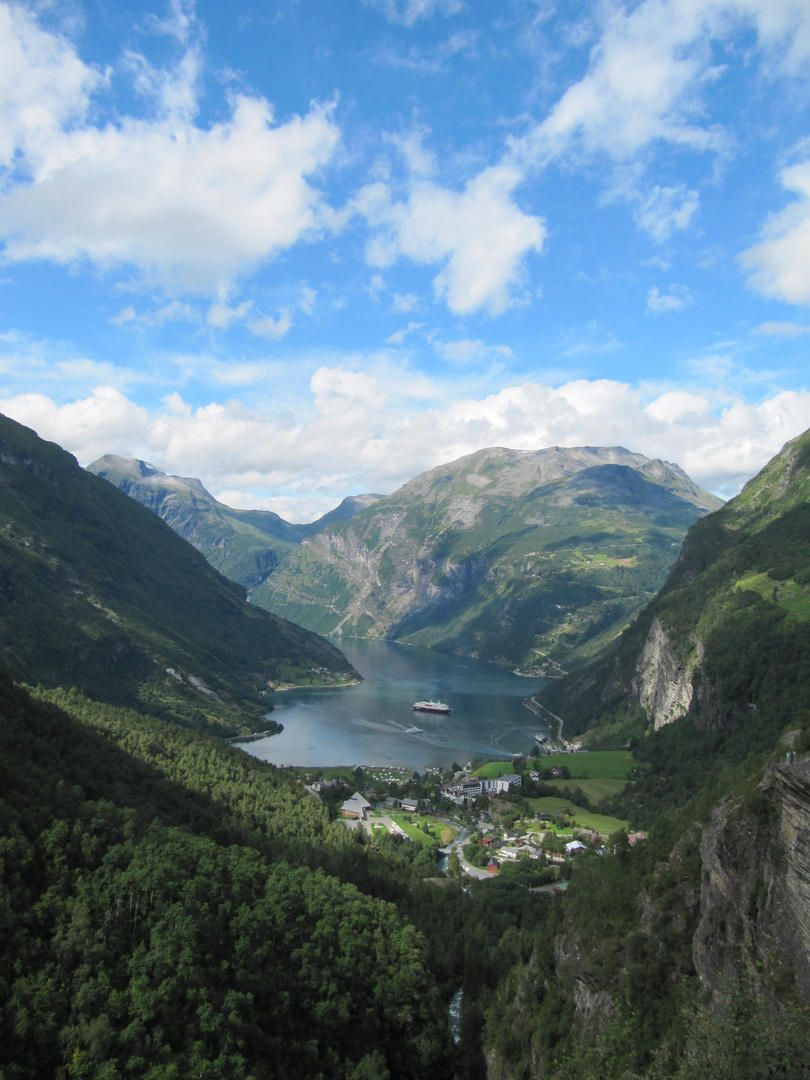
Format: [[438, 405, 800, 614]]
[[405, 725, 423, 734], [413, 699, 450, 714]]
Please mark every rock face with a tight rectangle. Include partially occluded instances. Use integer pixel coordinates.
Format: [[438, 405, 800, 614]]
[[694, 759, 810, 1005], [632, 617, 696, 729]]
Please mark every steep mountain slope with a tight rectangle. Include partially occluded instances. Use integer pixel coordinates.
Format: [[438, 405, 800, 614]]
[[254, 445, 722, 673], [87, 454, 382, 590], [0, 678, 454, 1080], [0, 415, 357, 735], [536, 426, 810, 750]]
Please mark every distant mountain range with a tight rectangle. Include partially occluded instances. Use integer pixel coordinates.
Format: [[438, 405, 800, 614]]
[[0, 415, 357, 735], [87, 454, 382, 589], [92, 445, 722, 674]]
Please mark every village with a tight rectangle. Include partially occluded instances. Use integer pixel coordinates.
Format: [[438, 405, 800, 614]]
[[300, 751, 646, 886]]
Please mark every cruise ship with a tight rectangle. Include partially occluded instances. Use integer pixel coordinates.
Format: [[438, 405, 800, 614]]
[[413, 699, 451, 714]]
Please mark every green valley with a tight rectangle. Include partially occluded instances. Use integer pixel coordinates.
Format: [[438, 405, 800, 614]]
[[4, 417, 810, 1080]]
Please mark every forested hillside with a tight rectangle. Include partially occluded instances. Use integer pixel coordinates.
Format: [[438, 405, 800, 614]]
[[0, 414, 357, 736], [0, 677, 457, 1079]]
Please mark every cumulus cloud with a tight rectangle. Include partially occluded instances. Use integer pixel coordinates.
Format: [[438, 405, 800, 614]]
[[357, 163, 545, 315], [4, 373, 808, 519], [0, 2, 341, 294], [741, 159, 810, 305]]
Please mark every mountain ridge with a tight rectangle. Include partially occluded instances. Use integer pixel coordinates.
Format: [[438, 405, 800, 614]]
[[88, 453, 382, 590], [253, 444, 722, 672], [0, 414, 358, 735]]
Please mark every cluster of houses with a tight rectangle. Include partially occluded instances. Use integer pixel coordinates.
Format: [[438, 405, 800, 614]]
[[440, 773, 522, 806]]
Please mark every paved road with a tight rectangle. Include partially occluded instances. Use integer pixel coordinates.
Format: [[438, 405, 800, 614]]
[[456, 852, 494, 880]]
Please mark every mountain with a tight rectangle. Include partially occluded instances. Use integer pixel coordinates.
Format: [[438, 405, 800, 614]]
[[252, 445, 722, 673], [87, 454, 383, 591], [536, 426, 810, 755], [0, 415, 357, 735], [481, 429, 810, 1079]]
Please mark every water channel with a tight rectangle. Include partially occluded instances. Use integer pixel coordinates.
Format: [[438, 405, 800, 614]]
[[244, 637, 550, 772]]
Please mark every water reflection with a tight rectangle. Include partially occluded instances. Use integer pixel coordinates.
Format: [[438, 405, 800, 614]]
[[244, 638, 550, 771]]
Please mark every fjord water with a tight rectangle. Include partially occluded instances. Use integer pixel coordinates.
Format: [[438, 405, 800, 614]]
[[245, 637, 549, 771]]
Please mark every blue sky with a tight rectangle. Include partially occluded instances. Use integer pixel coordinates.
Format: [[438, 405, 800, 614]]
[[1, 0, 809, 520]]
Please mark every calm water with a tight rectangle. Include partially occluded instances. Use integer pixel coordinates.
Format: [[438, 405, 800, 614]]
[[244, 638, 550, 771]]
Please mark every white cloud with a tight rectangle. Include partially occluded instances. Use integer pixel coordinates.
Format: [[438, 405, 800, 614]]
[[207, 301, 253, 329], [634, 184, 699, 241], [436, 339, 513, 365], [0, 3, 342, 294], [516, 0, 810, 174], [4, 374, 808, 520], [247, 311, 293, 339], [646, 284, 692, 314], [386, 321, 424, 345], [110, 306, 137, 327], [391, 292, 420, 312], [517, 0, 723, 167], [0, 2, 100, 169], [0, 386, 150, 463], [362, 0, 463, 27], [741, 159, 810, 305], [752, 321, 810, 337], [357, 163, 545, 315]]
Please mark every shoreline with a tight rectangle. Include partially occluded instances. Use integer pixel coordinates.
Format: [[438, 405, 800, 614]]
[[524, 694, 565, 742]]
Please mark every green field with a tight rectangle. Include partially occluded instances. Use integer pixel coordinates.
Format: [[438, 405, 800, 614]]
[[386, 814, 459, 847], [478, 750, 637, 782], [540, 750, 637, 778], [543, 776, 628, 802], [525, 797, 629, 835]]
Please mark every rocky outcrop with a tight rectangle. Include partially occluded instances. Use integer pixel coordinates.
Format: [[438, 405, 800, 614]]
[[632, 617, 695, 729], [694, 758, 810, 1006]]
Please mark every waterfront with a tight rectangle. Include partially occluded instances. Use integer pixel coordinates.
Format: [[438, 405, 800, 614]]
[[244, 637, 550, 771]]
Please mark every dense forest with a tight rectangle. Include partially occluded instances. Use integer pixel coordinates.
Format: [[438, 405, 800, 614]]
[[3, 418, 810, 1078]]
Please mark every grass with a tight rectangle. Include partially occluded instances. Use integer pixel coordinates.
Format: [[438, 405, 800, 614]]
[[477, 750, 638, 782], [540, 750, 638, 779], [543, 777, 628, 802], [524, 797, 629, 835], [388, 814, 459, 847], [734, 572, 810, 620]]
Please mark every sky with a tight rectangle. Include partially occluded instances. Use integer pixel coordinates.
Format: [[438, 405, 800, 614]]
[[1, 0, 809, 521]]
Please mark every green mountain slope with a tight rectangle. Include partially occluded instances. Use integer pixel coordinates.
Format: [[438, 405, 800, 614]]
[[535, 426, 810, 807], [254, 445, 722, 672], [0, 415, 357, 735], [87, 454, 382, 590]]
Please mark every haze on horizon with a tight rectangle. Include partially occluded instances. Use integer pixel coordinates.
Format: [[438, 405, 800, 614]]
[[0, 0, 809, 522]]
